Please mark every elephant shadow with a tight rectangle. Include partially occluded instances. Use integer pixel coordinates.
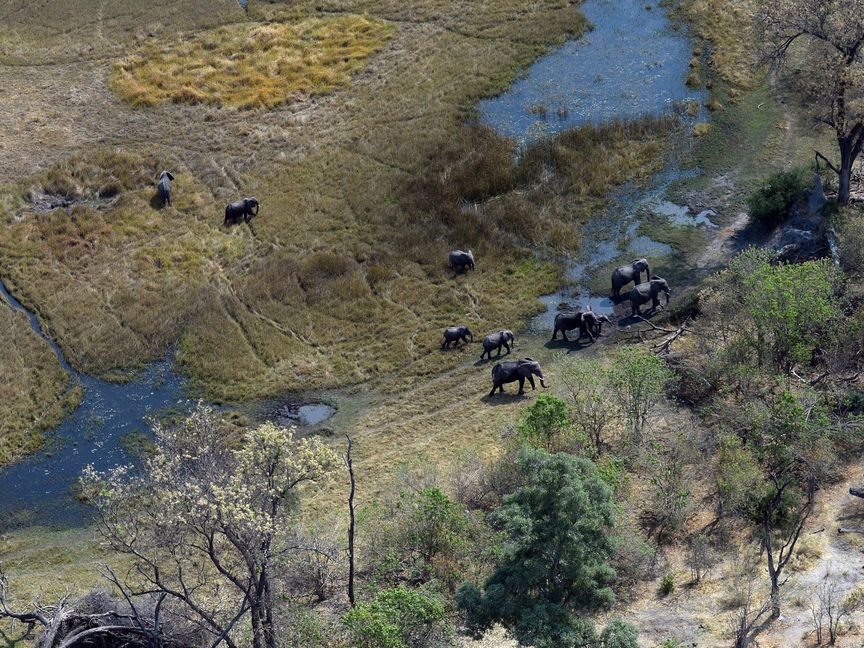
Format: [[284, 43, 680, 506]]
[[482, 392, 530, 405], [544, 338, 593, 352], [149, 192, 166, 210]]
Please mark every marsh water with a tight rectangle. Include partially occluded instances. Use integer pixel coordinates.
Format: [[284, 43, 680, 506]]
[[477, 0, 709, 330], [0, 280, 191, 526], [0, 281, 336, 528]]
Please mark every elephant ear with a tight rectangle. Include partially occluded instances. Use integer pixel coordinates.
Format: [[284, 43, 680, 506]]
[[166, 172, 174, 180]]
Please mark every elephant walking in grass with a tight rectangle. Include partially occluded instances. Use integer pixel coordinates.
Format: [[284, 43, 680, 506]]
[[480, 330, 514, 359], [629, 277, 671, 316], [224, 197, 260, 225], [489, 358, 546, 396], [157, 171, 174, 207], [611, 258, 650, 299], [449, 249, 475, 273], [442, 325, 473, 349]]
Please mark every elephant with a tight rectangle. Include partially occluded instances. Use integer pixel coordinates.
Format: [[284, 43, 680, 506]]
[[480, 330, 514, 359], [449, 249, 475, 272], [551, 309, 611, 343], [629, 277, 671, 316], [157, 171, 174, 207], [442, 325, 473, 349], [550, 310, 585, 341], [611, 258, 650, 299], [489, 357, 547, 396], [580, 311, 612, 342], [224, 197, 260, 225]]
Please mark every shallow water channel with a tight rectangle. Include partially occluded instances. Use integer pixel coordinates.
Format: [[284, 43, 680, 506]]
[[479, 0, 709, 330], [0, 280, 335, 528]]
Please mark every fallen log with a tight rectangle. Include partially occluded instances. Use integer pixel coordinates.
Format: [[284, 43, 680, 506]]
[[850, 486, 864, 499], [838, 527, 864, 535]]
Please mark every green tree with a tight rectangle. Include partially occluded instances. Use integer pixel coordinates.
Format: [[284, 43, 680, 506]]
[[742, 258, 837, 373], [515, 394, 572, 451], [456, 446, 616, 647], [561, 358, 618, 455], [342, 586, 450, 648], [362, 485, 473, 585], [719, 391, 834, 621], [609, 350, 672, 445]]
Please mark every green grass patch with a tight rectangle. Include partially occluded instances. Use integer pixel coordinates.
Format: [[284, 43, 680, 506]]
[[0, 302, 80, 468], [111, 15, 394, 109]]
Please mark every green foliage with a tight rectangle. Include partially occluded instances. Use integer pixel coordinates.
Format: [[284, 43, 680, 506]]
[[457, 446, 615, 647], [561, 358, 618, 456], [660, 572, 676, 596], [362, 486, 474, 585], [516, 394, 573, 451], [342, 586, 450, 648], [600, 619, 640, 648], [746, 167, 809, 224], [742, 257, 837, 372], [609, 350, 673, 445]]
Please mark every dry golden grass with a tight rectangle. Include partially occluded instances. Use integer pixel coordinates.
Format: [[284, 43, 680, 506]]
[[111, 15, 394, 109]]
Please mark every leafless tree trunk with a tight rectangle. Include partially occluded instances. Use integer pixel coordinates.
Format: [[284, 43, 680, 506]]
[[345, 434, 357, 608]]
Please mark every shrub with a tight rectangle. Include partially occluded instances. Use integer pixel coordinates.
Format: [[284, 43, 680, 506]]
[[838, 212, 864, 275], [342, 586, 450, 648], [600, 619, 640, 648], [746, 167, 809, 224], [515, 394, 572, 451], [660, 572, 676, 596]]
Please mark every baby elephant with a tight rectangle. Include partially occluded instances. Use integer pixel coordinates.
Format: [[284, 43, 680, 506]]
[[442, 325, 473, 349], [630, 277, 671, 316], [480, 330, 514, 359], [224, 197, 260, 225], [449, 249, 475, 273], [157, 171, 174, 207]]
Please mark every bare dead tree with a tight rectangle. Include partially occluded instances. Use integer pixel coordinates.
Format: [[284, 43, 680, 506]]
[[726, 550, 772, 648], [344, 434, 357, 608], [757, 0, 864, 204], [0, 564, 190, 648]]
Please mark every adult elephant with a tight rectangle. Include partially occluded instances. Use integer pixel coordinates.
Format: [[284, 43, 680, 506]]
[[157, 171, 174, 207], [551, 310, 610, 343], [449, 249, 475, 272], [611, 258, 650, 298], [224, 197, 260, 225], [480, 329, 514, 359], [489, 358, 546, 396], [442, 325, 473, 348], [629, 277, 671, 316], [550, 310, 584, 341]]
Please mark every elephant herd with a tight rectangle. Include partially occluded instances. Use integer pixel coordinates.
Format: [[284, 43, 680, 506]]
[[155, 170, 260, 227], [444, 253, 671, 397]]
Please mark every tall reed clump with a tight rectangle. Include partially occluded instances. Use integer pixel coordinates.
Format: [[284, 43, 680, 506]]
[[111, 15, 394, 109]]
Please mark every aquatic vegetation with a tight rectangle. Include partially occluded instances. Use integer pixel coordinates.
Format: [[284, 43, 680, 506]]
[[111, 16, 394, 109]]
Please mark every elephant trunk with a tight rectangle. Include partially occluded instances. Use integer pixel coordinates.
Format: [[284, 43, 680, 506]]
[[664, 290, 670, 304], [539, 377, 547, 388]]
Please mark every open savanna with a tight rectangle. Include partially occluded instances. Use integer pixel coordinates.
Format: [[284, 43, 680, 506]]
[[0, 0, 675, 419]]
